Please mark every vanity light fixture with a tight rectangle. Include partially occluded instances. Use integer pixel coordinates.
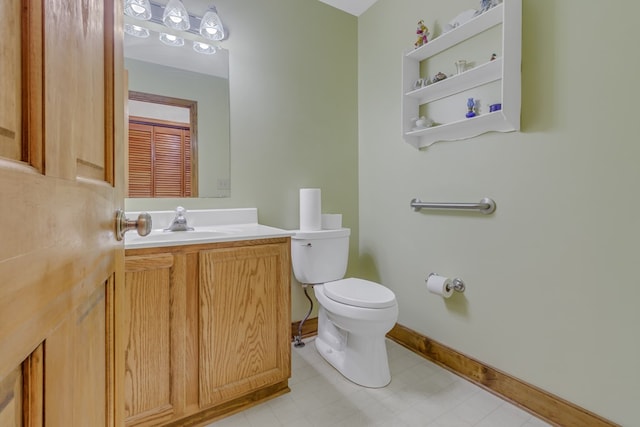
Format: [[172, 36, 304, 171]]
[[199, 6, 225, 41], [124, 0, 152, 20], [163, 0, 190, 31], [159, 32, 185, 47], [124, 1, 226, 54]]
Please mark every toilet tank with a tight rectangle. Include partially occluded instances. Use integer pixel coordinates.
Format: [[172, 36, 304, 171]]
[[291, 228, 350, 284]]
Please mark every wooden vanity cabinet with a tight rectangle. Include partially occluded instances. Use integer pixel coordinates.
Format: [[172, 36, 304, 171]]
[[123, 238, 291, 427]]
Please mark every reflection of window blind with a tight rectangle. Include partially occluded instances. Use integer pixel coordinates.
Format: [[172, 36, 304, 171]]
[[128, 119, 191, 197]]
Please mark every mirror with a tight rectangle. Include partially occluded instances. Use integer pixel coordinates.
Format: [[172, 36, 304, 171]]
[[124, 21, 230, 198]]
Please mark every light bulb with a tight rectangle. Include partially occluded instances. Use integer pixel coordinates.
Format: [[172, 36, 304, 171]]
[[124, 0, 152, 20], [193, 41, 217, 55], [163, 0, 190, 31], [159, 32, 185, 47], [124, 24, 150, 38], [199, 6, 225, 41]]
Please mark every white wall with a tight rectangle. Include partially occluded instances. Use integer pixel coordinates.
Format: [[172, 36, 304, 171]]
[[358, 0, 640, 425]]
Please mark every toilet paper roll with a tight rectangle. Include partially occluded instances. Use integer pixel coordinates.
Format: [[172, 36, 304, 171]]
[[321, 214, 342, 230], [300, 188, 321, 231], [426, 274, 453, 298]]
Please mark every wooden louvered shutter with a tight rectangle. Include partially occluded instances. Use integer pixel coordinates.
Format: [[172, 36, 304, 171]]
[[128, 123, 153, 197], [128, 119, 192, 197], [184, 130, 191, 196], [153, 126, 184, 197]]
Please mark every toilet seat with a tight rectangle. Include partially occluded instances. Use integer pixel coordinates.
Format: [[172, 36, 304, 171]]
[[323, 278, 396, 309]]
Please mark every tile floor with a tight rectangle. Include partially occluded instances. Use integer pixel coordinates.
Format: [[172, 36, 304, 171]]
[[207, 338, 552, 427]]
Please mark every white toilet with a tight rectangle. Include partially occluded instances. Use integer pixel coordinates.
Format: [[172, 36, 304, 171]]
[[291, 228, 398, 388]]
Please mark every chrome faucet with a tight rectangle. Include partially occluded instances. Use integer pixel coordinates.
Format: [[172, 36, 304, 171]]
[[164, 206, 194, 232]]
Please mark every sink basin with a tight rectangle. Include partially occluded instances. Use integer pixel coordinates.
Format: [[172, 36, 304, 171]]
[[126, 228, 240, 244]]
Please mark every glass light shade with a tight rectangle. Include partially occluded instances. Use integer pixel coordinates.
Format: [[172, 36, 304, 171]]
[[193, 41, 217, 55], [124, 0, 152, 20], [159, 32, 185, 47], [124, 24, 150, 38], [163, 0, 190, 31], [199, 6, 225, 41]]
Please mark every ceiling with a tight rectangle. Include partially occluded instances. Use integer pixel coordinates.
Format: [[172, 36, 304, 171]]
[[317, 0, 379, 16]]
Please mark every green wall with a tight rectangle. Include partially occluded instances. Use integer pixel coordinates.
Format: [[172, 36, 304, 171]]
[[125, 0, 640, 423], [358, 0, 640, 425], [125, 0, 359, 320]]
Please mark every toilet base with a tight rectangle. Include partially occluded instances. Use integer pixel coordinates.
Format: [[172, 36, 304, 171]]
[[315, 323, 391, 388]]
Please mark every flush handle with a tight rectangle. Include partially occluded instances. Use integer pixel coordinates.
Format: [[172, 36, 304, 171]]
[[115, 209, 152, 241]]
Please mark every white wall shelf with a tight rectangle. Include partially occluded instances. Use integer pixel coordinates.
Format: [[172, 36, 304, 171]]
[[405, 58, 503, 104], [401, 0, 521, 149]]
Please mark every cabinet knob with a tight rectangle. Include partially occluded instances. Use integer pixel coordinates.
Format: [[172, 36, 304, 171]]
[[115, 209, 152, 241]]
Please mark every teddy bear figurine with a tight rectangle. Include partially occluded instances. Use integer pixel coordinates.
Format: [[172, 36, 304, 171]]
[[414, 20, 429, 48]]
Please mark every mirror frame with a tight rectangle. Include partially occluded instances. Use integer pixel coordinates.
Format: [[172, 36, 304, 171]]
[[127, 91, 199, 197]]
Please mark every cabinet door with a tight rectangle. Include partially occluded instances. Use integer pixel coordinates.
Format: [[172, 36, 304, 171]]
[[124, 254, 182, 426], [198, 243, 291, 407]]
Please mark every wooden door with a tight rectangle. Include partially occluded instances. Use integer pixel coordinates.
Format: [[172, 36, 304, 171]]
[[0, 0, 124, 425]]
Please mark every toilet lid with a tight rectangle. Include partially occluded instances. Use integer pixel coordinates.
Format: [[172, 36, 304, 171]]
[[323, 278, 396, 309]]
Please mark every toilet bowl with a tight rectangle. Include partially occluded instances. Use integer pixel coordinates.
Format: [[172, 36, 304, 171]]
[[314, 278, 398, 387], [291, 229, 399, 388]]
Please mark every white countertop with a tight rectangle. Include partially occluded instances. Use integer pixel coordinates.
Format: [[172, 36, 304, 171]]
[[124, 208, 292, 250]]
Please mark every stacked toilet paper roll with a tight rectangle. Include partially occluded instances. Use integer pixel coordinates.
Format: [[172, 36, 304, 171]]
[[299, 188, 322, 231], [321, 214, 342, 230], [426, 274, 453, 298]]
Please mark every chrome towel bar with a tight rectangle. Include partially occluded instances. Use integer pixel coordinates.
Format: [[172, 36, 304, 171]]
[[410, 197, 496, 214]]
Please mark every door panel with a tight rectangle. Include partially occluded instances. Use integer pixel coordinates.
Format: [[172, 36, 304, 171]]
[[0, 0, 124, 425], [0, 367, 22, 427], [45, 0, 108, 180], [45, 284, 108, 425], [0, 0, 21, 160]]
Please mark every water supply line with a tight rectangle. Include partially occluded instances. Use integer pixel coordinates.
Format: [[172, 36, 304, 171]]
[[294, 284, 314, 347]]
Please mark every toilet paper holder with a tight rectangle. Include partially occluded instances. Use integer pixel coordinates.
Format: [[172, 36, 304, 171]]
[[428, 273, 465, 293]]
